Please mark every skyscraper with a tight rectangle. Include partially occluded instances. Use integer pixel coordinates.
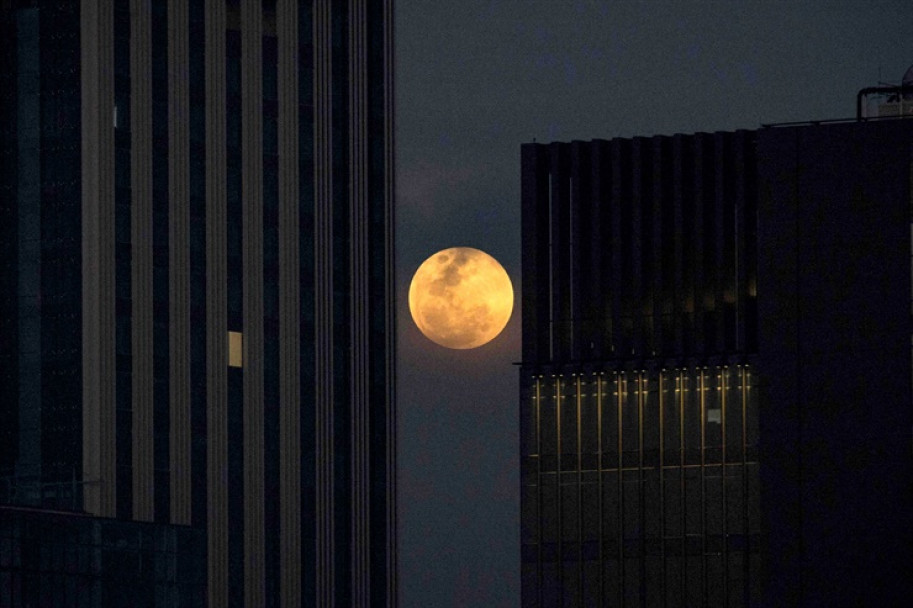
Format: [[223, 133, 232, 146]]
[[520, 118, 912, 606], [755, 118, 912, 607], [0, 1, 396, 606], [520, 132, 761, 607]]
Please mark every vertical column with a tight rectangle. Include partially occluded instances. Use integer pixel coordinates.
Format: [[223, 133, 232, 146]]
[[630, 139, 645, 357], [13, 7, 41, 486], [650, 139, 664, 357], [0, 11, 18, 482], [82, 0, 116, 518], [595, 374, 605, 606], [569, 142, 587, 361], [187, 0, 208, 532], [382, 2, 397, 604], [348, 1, 370, 606], [536, 376, 544, 607], [113, 0, 131, 521], [589, 141, 609, 359], [204, 1, 228, 604], [550, 144, 571, 361], [658, 371, 667, 603], [168, 0, 192, 526], [693, 135, 709, 356], [713, 132, 728, 354], [743, 134, 759, 353], [733, 131, 749, 352], [699, 368, 708, 603], [131, 0, 155, 522], [720, 367, 730, 605], [610, 139, 630, 358], [241, 1, 265, 605], [677, 370, 687, 602], [296, 1, 318, 604], [554, 376, 564, 601], [654, 137, 671, 357], [671, 135, 686, 356], [614, 372, 625, 605], [313, 1, 335, 604], [276, 1, 301, 605], [520, 144, 551, 363], [150, 0, 171, 524]]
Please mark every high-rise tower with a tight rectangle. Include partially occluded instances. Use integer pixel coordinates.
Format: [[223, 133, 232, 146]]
[[520, 118, 913, 606], [520, 132, 761, 607], [0, 1, 396, 606]]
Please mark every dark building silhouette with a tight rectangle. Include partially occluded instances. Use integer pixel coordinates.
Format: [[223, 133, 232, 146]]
[[0, 504, 206, 605], [756, 119, 912, 607], [520, 119, 912, 606], [0, 1, 396, 606]]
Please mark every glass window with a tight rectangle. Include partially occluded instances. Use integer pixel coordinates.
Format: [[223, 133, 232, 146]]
[[560, 378, 577, 470], [601, 376, 619, 470], [621, 374, 639, 467], [683, 371, 701, 465], [228, 331, 242, 367]]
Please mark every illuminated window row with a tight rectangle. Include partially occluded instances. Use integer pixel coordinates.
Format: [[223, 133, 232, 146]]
[[522, 367, 757, 474], [520, 365, 760, 606]]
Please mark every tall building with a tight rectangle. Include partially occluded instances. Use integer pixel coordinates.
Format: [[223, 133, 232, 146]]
[[520, 119, 912, 606], [520, 132, 761, 607], [0, 1, 396, 606], [755, 119, 912, 607]]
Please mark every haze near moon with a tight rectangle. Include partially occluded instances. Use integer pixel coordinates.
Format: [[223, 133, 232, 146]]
[[409, 247, 513, 349]]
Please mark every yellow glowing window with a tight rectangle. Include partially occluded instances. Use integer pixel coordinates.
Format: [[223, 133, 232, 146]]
[[228, 331, 243, 368]]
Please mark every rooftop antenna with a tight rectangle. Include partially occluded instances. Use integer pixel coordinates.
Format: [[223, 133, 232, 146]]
[[903, 64, 913, 99], [876, 65, 896, 87], [856, 63, 913, 119]]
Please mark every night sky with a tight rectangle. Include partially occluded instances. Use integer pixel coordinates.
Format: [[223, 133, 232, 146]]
[[395, 2, 912, 605]]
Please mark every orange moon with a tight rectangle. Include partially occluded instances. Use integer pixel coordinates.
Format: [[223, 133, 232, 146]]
[[408, 247, 514, 349]]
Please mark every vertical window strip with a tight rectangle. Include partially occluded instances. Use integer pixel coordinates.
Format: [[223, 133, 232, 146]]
[[261, 8, 281, 602], [296, 1, 317, 601], [151, 0, 171, 524], [187, 0, 207, 529], [12, 7, 41, 500], [168, 0, 193, 527], [331, 2, 353, 603], [240, 0, 266, 602], [225, 23, 245, 605], [114, 0, 133, 520], [0, 9, 20, 496]]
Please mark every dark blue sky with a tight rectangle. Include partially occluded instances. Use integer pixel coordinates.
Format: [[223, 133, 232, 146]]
[[395, 2, 912, 605]]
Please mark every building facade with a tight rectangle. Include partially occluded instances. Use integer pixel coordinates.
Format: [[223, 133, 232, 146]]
[[756, 119, 912, 607], [520, 120, 913, 606], [520, 133, 761, 607], [0, 504, 206, 606], [0, 1, 396, 606]]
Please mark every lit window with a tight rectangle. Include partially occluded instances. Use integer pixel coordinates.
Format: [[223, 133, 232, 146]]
[[228, 331, 242, 367]]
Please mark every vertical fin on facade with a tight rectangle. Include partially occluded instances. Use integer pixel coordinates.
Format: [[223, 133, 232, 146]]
[[131, 0, 155, 523], [314, 1, 335, 604], [81, 0, 117, 518], [241, 0, 266, 604], [204, 1, 228, 604], [276, 2, 302, 605], [168, 0, 192, 526], [348, 1, 371, 605], [383, 3, 397, 604]]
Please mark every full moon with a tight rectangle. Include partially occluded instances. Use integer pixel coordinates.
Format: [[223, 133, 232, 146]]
[[409, 247, 514, 349]]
